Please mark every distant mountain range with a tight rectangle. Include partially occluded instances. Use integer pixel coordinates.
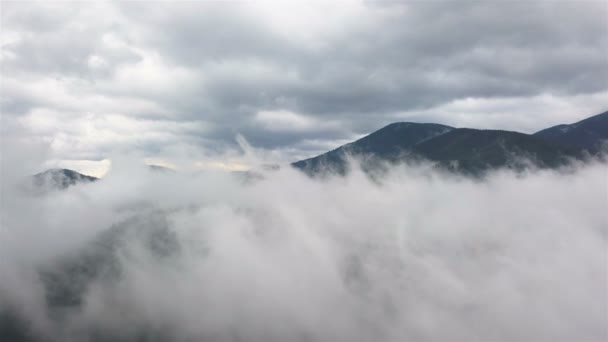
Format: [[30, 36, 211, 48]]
[[534, 111, 608, 153], [29, 111, 608, 187], [293, 110, 607, 176]]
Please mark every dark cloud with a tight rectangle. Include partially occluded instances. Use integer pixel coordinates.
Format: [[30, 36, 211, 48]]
[[1, 1, 606, 169]]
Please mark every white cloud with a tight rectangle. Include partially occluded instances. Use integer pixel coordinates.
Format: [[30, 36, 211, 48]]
[[109, 51, 196, 97], [0, 157, 606, 340], [396, 91, 608, 133], [247, 0, 367, 47], [87, 55, 108, 70], [255, 110, 329, 132]]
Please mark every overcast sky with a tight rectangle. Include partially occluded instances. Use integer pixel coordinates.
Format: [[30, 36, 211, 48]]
[[1, 1, 607, 175]]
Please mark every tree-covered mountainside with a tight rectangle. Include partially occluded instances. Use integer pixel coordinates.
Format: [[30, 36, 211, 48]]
[[534, 111, 608, 153], [411, 128, 580, 174], [32, 168, 98, 189], [292, 110, 607, 176], [292, 122, 454, 175]]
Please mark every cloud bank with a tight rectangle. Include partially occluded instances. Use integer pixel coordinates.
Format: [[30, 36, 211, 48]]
[[1, 156, 606, 341]]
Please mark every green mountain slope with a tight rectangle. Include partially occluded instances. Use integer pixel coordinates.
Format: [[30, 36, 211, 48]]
[[412, 128, 580, 174], [534, 111, 608, 153], [291, 111, 604, 176], [292, 122, 453, 175]]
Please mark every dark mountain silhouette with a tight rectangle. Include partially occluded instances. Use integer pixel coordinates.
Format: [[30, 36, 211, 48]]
[[32, 168, 98, 190], [292, 111, 607, 176], [534, 111, 608, 153], [412, 128, 580, 174], [292, 122, 453, 175]]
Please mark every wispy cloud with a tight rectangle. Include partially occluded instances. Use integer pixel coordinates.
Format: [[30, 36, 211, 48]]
[[1, 155, 606, 340]]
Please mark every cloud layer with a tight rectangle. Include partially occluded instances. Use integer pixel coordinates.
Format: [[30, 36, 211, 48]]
[[1, 156, 606, 341], [1, 1, 607, 170]]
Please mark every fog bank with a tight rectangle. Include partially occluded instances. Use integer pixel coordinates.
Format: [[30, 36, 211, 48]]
[[0, 159, 607, 341]]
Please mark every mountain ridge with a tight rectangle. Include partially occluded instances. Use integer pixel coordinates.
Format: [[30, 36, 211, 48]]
[[292, 122, 454, 175], [32, 168, 98, 190], [534, 111, 608, 153], [292, 110, 607, 176], [30, 111, 608, 181]]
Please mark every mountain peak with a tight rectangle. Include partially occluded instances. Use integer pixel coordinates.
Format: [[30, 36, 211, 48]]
[[292, 111, 607, 176], [33, 168, 98, 189], [534, 110, 608, 152], [292, 122, 454, 175]]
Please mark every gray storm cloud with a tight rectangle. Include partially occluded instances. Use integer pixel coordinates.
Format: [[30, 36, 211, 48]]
[[0, 154, 606, 341], [1, 1, 607, 163]]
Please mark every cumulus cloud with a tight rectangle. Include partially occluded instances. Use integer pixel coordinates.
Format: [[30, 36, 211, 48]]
[[0, 145, 606, 341], [1, 1, 607, 169]]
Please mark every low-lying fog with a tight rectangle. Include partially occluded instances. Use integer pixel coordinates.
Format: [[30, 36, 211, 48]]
[[1, 156, 607, 341]]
